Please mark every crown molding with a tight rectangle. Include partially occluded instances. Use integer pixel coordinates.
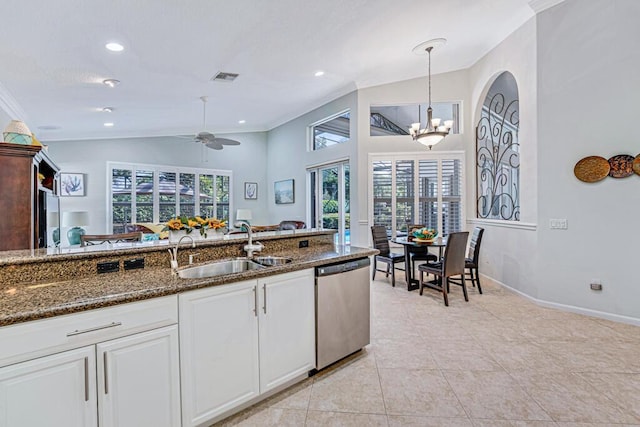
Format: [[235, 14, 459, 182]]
[[528, 0, 565, 13], [0, 81, 26, 121]]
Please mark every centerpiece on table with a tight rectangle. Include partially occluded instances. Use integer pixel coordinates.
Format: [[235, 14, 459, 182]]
[[163, 216, 227, 242], [412, 227, 438, 244]]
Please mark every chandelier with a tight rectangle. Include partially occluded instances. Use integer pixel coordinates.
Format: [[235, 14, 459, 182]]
[[409, 39, 452, 149]]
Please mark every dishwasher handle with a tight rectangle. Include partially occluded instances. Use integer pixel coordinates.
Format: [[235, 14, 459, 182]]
[[316, 257, 370, 277]]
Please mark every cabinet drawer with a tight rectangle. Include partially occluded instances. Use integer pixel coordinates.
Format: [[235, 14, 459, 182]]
[[0, 295, 178, 367]]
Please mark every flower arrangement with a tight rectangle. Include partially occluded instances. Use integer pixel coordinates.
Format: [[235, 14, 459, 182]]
[[163, 216, 227, 237], [412, 227, 438, 241]]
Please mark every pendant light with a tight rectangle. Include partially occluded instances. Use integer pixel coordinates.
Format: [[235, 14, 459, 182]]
[[409, 38, 452, 149]]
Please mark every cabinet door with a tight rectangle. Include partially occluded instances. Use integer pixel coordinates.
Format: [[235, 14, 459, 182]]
[[258, 269, 315, 393], [96, 325, 180, 427], [179, 280, 260, 427], [0, 346, 97, 427]]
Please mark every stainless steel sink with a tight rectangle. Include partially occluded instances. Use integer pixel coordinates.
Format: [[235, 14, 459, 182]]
[[178, 258, 265, 279], [253, 256, 293, 266]]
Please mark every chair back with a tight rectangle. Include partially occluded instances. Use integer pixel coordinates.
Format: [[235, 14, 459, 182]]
[[468, 227, 485, 262], [81, 232, 143, 247], [442, 231, 469, 276], [370, 225, 391, 256], [278, 220, 306, 230]]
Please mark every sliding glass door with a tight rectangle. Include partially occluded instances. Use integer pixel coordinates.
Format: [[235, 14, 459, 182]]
[[308, 161, 350, 245]]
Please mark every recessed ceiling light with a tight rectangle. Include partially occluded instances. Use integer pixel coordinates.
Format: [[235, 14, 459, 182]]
[[103, 79, 120, 88], [105, 42, 124, 52], [238, 120, 246, 124], [102, 107, 114, 113], [314, 71, 325, 77], [104, 122, 114, 127]]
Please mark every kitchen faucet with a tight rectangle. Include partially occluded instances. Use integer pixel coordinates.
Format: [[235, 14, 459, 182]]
[[168, 234, 196, 274], [234, 220, 263, 258]]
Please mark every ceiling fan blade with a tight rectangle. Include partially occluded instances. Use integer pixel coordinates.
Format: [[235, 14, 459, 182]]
[[205, 141, 224, 150], [215, 138, 241, 146]]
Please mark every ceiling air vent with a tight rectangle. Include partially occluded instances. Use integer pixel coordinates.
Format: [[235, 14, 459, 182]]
[[210, 72, 239, 82]]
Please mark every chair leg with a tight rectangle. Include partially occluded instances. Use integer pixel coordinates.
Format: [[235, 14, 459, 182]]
[[469, 268, 476, 287], [385, 263, 390, 278], [461, 274, 469, 302], [391, 264, 396, 287], [419, 270, 424, 295], [474, 267, 483, 294], [372, 258, 377, 280], [441, 276, 449, 306]]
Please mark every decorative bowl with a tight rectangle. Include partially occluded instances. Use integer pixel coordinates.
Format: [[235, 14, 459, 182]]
[[412, 227, 438, 240]]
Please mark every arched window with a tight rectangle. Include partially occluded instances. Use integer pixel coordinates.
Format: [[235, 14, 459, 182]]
[[476, 71, 520, 220]]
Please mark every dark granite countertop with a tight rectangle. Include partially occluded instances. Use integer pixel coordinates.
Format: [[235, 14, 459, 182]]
[[0, 244, 376, 327]]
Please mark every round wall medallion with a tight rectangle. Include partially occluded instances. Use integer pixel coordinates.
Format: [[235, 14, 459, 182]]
[[633, 154, 640, 176], [574, 156, 610, 182], [608, 154, 635, 178]]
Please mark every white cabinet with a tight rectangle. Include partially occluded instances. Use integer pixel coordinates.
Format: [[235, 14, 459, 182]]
[[0, 297, 180, 427], [97, 326, 180, 427], [179, 269, 315, 427], [258, 269, 315, 393], [0, 346, 97, 427], [179, 280, 260, 427]]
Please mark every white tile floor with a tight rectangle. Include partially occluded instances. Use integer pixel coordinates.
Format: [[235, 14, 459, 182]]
[[215, 275, 640, 426]]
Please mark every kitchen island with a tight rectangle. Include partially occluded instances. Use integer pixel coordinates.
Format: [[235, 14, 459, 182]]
[[0, 229, 377, 427]]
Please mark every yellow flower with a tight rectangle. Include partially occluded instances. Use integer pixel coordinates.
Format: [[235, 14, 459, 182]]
[[195, 216, 207, 225], [207, 218, 226, 229], [187, 219, 198, 228], [166, 218, 183, 230]]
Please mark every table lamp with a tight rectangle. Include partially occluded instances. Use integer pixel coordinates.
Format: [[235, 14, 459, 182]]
[[236, 209, 252, 231], [62, 211, 89, 245]]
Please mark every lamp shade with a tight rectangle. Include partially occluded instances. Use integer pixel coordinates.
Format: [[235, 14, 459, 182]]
[[236, 209, 252, 221], [61, 211, 90, 227]]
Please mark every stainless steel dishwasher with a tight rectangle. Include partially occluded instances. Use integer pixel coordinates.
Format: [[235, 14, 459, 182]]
[[315, 257, 371, 370]]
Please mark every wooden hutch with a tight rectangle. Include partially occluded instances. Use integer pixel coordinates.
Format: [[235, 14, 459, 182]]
[[0, 142, 60, 250]]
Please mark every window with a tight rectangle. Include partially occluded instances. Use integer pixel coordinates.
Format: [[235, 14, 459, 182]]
[[310, 110, 350, 150], [476, 71, 519, 220], [308, 160, 350, 245], [370, 103, 461, 136], [370, 153, 464, 238], [108, 162, 231, 233]]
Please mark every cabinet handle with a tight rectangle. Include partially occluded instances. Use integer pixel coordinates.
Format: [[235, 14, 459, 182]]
[[263, 284, 267, 314], [84, 356, 89, 402], [103, 352, 109, 395], [253, 286, 258, 317], [67, 322, 122, 337]]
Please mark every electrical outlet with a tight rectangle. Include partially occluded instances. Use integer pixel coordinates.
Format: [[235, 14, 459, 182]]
[[97, 261, 120, 274], [549, 219, 568, 229], [590, 279, 602, 291], [299, 240, 309, 248]]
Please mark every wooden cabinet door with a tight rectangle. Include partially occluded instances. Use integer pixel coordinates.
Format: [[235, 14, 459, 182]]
[[0, 346, 97, 427], [179, 280, 260, 427], [258, 269, 315, 393], [96, 325, 180, 427]]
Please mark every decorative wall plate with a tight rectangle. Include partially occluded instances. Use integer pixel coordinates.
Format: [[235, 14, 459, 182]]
[[573, 156, 610, 182], [633, 154, 640, 176], [608, 154, 635, 178]]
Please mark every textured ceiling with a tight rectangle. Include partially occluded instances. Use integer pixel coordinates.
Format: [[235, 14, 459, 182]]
[[0, 0, 535, 141]]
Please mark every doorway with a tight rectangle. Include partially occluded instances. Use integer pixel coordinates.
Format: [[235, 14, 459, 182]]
[[308, 161, 350, 245]]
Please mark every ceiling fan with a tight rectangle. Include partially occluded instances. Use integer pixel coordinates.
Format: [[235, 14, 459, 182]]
[[188, 96, 241, 150]]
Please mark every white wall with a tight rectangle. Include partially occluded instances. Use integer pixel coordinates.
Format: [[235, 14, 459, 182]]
[[535, 0, 640, 320], [46, 132, 268, 243], [467, 17, 539, 297], [266, 91, 358, 229]]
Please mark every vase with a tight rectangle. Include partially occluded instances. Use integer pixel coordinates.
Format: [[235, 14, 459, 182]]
[[169, 229, 201, 243]]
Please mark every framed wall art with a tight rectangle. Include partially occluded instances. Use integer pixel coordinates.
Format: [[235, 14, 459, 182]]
[[60, 173, 86, 197], [274, 179, 294, 204], [244, 182, 258, 200]]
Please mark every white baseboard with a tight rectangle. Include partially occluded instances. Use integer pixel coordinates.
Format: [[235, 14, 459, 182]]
[[483, 274, 640, 327]]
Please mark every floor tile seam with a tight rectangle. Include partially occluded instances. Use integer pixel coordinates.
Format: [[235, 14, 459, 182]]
[[437, 367, 473, 421], [372, 350, 392, 418]]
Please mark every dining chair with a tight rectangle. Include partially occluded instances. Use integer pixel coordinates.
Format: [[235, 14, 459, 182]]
[[417, 231, 469, 306], [80, 232, 143, 247], [371, 225, 405, 287]]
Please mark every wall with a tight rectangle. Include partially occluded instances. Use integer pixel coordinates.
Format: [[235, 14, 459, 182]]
[[467, 17, 539, 297], [536, 0, 640, 321], [46, 132, 268, 244], [266, 91, 358, 229]]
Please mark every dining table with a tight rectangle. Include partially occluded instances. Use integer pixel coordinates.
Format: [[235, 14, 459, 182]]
[[391, 236, 447, 291]]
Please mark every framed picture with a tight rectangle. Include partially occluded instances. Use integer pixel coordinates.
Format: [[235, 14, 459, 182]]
[[244, 182, 258, 200], [274, 179, 294, 204], [60, 173, 86, 197]]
